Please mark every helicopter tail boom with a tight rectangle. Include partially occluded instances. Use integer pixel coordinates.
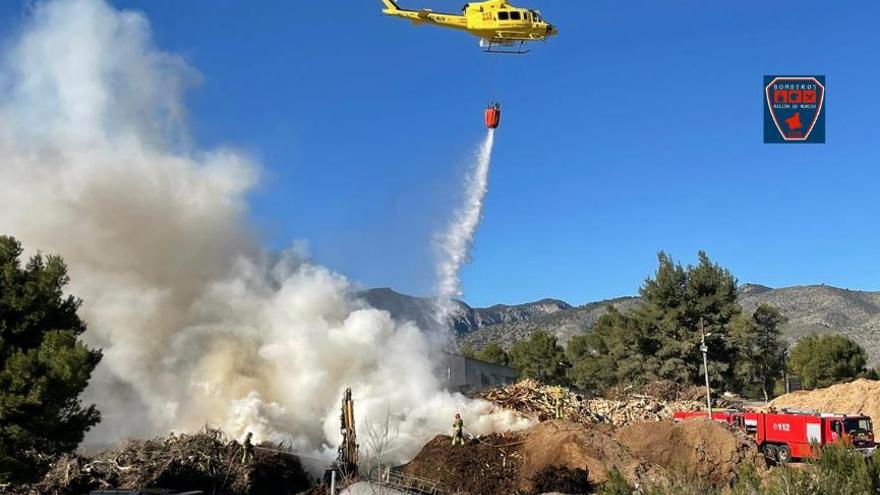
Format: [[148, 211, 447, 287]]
[[381, 0, 401, 13], [380, 1, 478, 33]]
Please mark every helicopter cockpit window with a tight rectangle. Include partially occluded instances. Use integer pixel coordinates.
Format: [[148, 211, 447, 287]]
[[532, 11, 542, 22], [510, 11, 521, 20], [498, 11, 509, 20], [524, 12, 531, 21]]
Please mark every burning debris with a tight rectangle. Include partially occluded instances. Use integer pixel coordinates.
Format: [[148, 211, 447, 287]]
[[401, 433, 526, 495], [9, 429, 310, 495]]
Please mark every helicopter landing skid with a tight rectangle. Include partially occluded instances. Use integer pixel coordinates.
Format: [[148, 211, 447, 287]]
[[480, 39, 529, 55]]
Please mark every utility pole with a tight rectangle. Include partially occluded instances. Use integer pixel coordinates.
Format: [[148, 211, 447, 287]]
[[700, 318, 713, 419]]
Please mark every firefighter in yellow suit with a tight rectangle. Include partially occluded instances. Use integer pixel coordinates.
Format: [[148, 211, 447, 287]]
[[554, 387, 564, 420], [452, 413, 465, 446]]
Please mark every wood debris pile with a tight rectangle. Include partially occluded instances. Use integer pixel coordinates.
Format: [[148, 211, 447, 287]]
[[477, 379, 604, 424], [11, 428, 310, 495], [607, 379, 709, 403], [477, 379, 708, 427]]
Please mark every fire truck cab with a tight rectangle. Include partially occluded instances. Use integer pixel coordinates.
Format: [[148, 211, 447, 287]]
[[674, 409, 875, 462]]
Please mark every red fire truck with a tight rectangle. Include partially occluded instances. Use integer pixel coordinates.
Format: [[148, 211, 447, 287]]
[[674, 409, 876, 462]]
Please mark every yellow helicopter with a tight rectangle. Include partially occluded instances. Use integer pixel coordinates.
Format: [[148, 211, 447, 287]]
[[381, 0, 558, 54]]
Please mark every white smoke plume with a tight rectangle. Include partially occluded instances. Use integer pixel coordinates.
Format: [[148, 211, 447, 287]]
[[433, 130, 495, 327], [0, 0, 530, 462]]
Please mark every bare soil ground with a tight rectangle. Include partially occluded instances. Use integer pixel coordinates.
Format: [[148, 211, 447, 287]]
[[614, 418, 766, 488], [518, 421, 664, 489]]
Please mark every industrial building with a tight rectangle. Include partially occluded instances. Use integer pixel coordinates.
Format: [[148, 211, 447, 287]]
[[442, 353, 518, 393]]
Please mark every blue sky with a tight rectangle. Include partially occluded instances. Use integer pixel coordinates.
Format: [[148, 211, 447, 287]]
[[4, 0, 879, 307]]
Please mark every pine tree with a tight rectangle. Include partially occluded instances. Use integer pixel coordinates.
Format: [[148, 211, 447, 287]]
[[0, 236, 102, 483], [572, 251, 742, 391], [476, 342, 510, 366], [458, 343, 477, 359], [788, 334, 868, 389], [730, 305, 787, 401], [509, 331, 568, 384]]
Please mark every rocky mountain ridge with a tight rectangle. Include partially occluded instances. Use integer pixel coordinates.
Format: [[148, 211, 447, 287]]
[[359, 284, 880, 366], [358, 287, 571, 334]]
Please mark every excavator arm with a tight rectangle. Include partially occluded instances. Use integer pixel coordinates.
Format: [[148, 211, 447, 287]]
[[339, 388, 358, 474], [324, 387, 359, 486]]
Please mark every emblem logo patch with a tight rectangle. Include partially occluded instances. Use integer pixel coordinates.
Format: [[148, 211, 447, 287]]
[[764, 76, 825, 143]]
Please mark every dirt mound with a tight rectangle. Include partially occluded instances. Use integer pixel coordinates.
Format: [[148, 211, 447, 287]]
[[519, 421, 665, 490], [14, 429, 310, 495], [401, 434, 523, 495], [614, 419, 764, 487], [770, 379, 880, 421], [402, 421, 666, 494], [402, 419, 765, 493]]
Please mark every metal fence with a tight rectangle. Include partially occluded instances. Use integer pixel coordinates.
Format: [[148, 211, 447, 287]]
[[368, 466, 442, 495]]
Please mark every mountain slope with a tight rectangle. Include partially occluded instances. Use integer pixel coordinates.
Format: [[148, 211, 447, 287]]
[[356, 288, 570, 335], [738, 285, 880, 366], [459, 296, 640, 349], [360, 285, 880, 366]]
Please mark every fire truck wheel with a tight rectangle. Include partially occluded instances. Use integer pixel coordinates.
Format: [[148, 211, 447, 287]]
[[776, 445, 792, 464], [762, 444, 779, 461]]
